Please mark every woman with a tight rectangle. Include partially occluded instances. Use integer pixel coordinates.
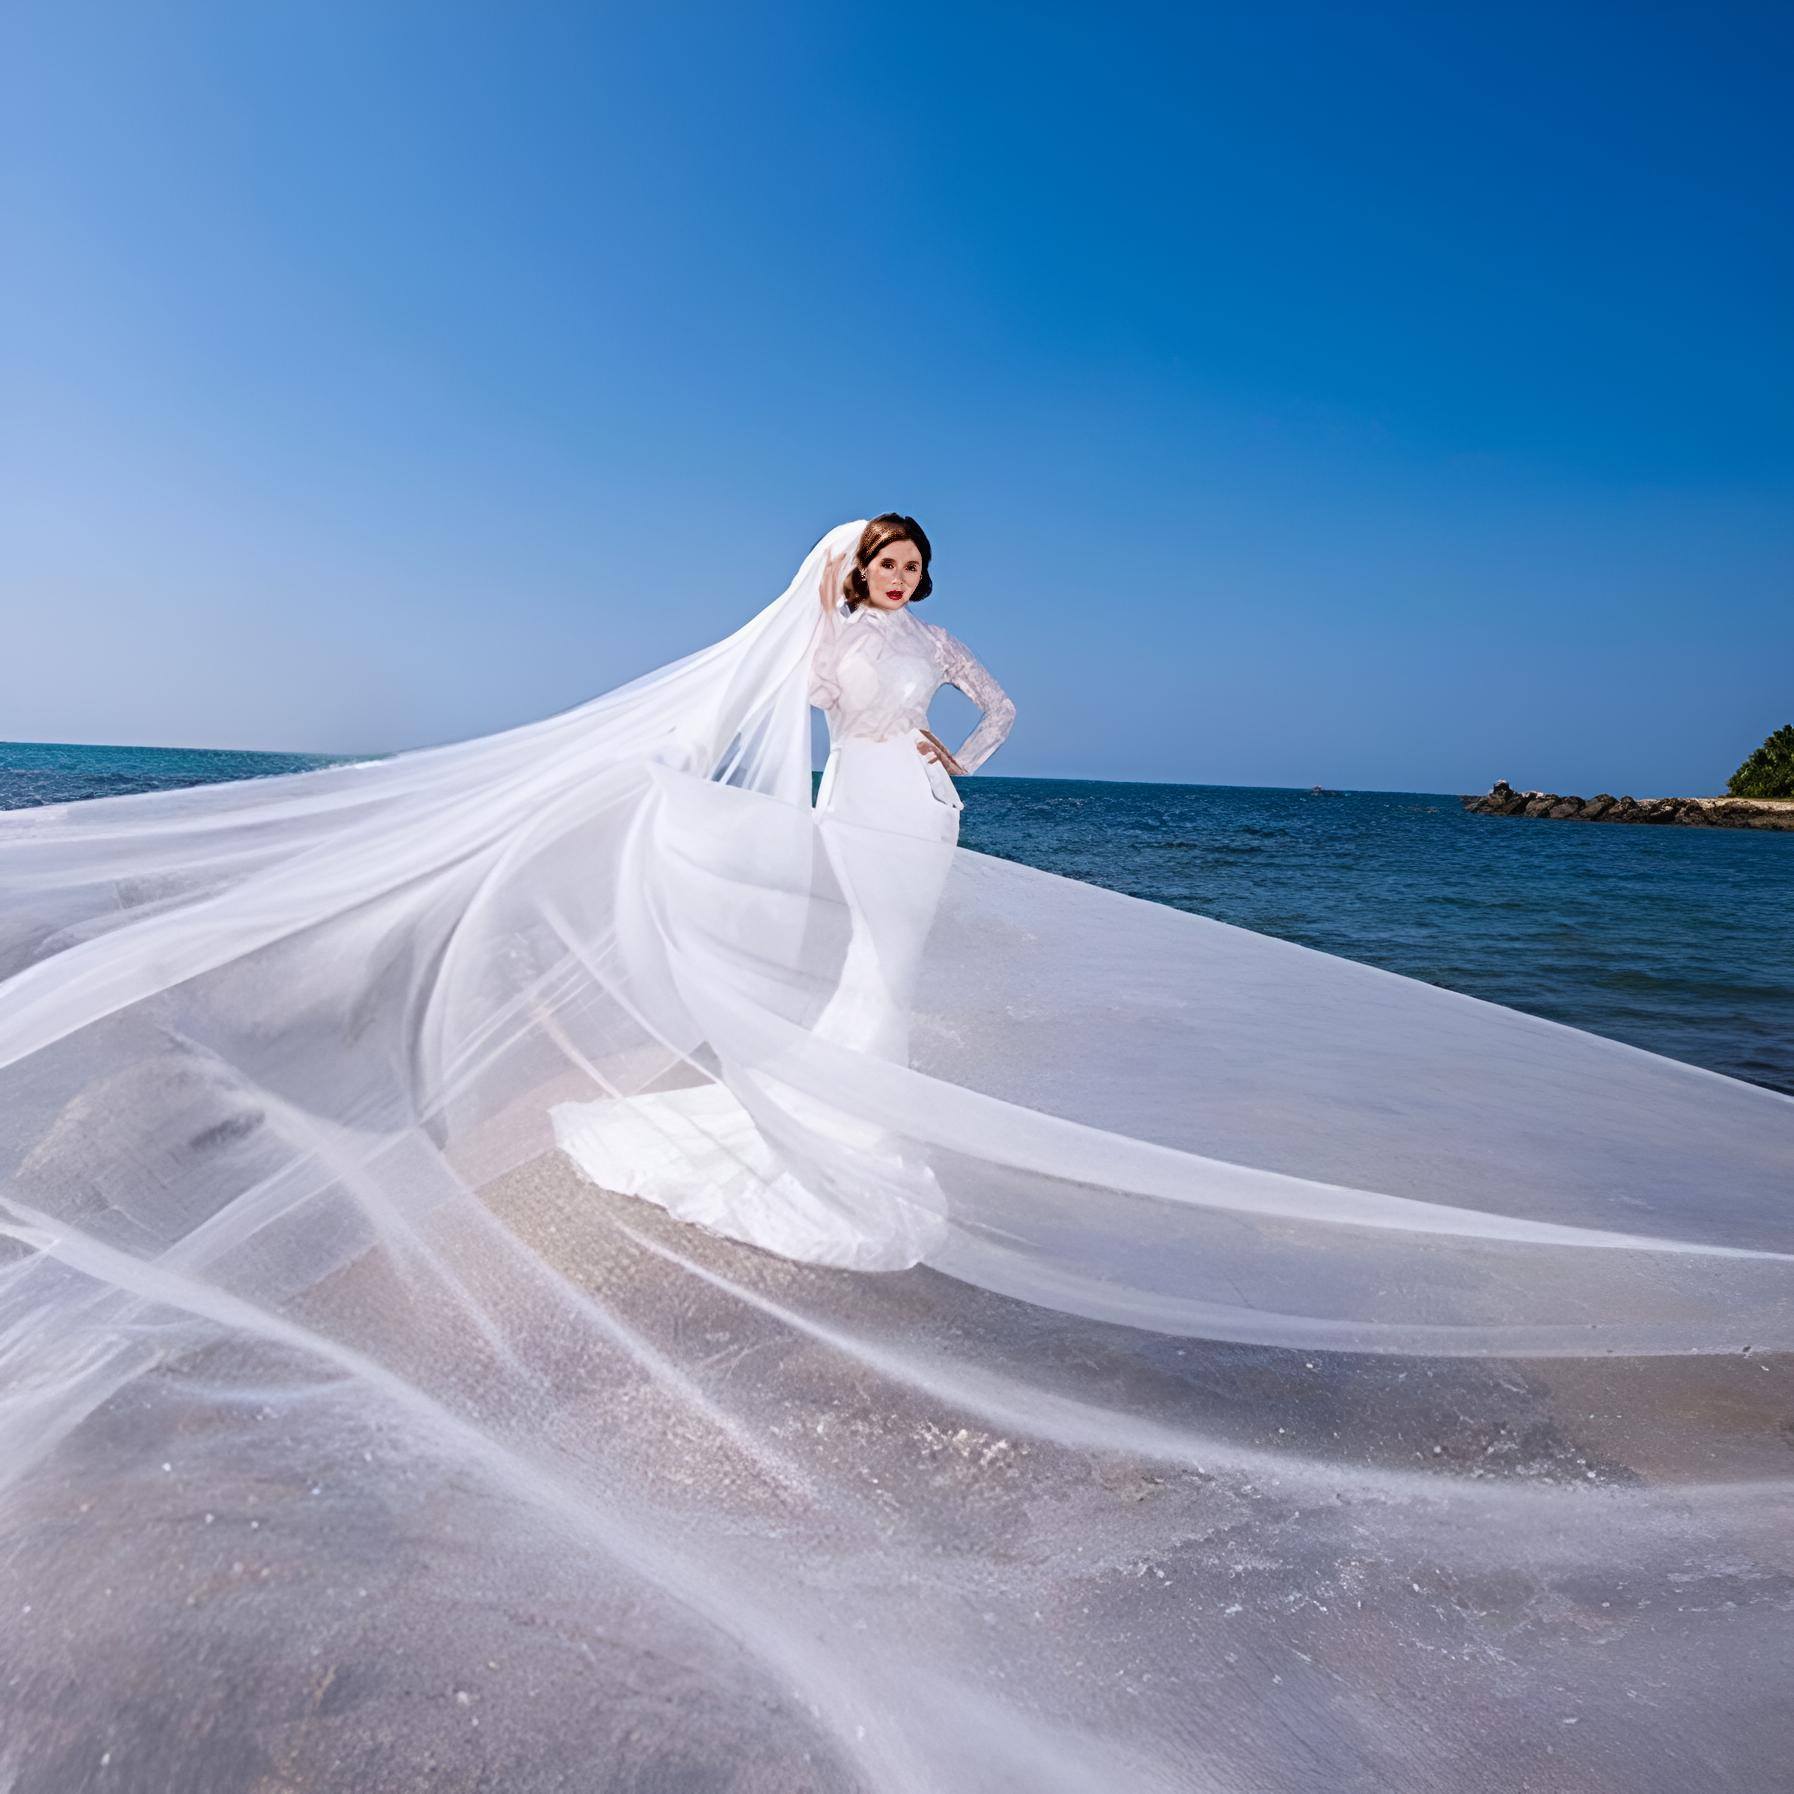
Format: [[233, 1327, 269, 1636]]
[[551, 514, 1017, 1266], [808, 513, 1015, 1047]]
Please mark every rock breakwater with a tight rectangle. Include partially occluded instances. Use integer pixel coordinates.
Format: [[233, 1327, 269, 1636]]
[[1462, 780, 1794, 830]]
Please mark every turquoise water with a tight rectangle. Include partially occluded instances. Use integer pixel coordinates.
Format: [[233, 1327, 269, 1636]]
[[6, 741, 1791, 1096]]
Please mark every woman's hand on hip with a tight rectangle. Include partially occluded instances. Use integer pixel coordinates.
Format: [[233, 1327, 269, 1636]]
[[916, 729, 966, 776]]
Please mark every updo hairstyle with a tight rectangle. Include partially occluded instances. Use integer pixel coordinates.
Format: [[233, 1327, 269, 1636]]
[[843, 513, 933, 610]]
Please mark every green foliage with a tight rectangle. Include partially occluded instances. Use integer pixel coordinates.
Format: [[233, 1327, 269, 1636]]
[[1727, 724, 1794, 799]]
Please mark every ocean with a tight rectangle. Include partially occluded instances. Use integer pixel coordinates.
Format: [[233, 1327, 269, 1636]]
[[5, 740, 1790, 1096]]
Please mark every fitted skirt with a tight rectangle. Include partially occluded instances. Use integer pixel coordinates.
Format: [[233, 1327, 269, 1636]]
[[549, 727, 962, 1269]]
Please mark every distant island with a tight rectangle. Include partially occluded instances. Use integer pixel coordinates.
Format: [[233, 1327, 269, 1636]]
[[1462, 724, 1794, 832], [1462, 780, 1794, 831]]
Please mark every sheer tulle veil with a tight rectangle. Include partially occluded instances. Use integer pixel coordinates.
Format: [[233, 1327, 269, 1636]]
[[2, 519, 1791, 1786]]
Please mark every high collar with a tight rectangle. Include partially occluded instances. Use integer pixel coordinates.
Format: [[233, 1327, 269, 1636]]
[[846, 600, 908, 625]]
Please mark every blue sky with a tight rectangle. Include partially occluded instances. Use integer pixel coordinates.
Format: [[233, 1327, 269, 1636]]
[[4, 1, 1789, 793]]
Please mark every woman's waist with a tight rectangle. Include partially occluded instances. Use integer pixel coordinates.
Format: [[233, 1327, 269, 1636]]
[[822, 729, 962, 809], [827, 724, 931, 750]]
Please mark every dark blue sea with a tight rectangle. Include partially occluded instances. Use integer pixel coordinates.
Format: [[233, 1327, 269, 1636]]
[[5, 741, 1791, 1096]]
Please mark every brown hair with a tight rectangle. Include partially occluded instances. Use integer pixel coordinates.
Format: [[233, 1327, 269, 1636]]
[[844, 513, 933, 610]]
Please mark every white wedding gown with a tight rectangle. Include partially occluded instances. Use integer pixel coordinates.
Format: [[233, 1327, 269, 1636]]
[[550, 594, 1016, 1269]]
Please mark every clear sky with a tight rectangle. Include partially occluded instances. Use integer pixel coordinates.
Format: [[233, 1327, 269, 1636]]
[[4, 1, 1789, 794]]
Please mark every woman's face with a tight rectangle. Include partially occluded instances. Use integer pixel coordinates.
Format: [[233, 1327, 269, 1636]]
[[859, 538, 925, 610]]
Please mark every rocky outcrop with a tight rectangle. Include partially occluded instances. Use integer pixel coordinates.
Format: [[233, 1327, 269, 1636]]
[[1462, 780, 1794, 831]]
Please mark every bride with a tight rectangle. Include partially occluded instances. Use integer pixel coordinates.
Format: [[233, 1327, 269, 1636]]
[[550, 513, 1017, 1270], [2, 512, 1792, 1789]]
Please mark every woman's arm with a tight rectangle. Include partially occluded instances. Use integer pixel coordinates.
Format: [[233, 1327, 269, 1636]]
[[923, 625, 1017, 775], [810, 549, 847, 712]]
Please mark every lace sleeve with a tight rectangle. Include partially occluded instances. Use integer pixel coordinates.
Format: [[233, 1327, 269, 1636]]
[[926, 623, 1017, 775], [809, 599, 844, 713]]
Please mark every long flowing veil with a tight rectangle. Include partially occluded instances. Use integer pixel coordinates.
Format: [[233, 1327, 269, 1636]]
[[3, 519, 1791, 1788]]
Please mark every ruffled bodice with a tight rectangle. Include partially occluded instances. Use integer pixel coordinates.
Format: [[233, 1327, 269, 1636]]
[[808, 600, 1016, 774]]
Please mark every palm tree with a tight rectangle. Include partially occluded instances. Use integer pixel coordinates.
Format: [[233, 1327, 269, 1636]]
[[1728, 724, 1794, 800]]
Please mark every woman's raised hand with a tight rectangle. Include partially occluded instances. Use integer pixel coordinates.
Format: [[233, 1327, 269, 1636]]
[[819, 547, 845, 613]]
